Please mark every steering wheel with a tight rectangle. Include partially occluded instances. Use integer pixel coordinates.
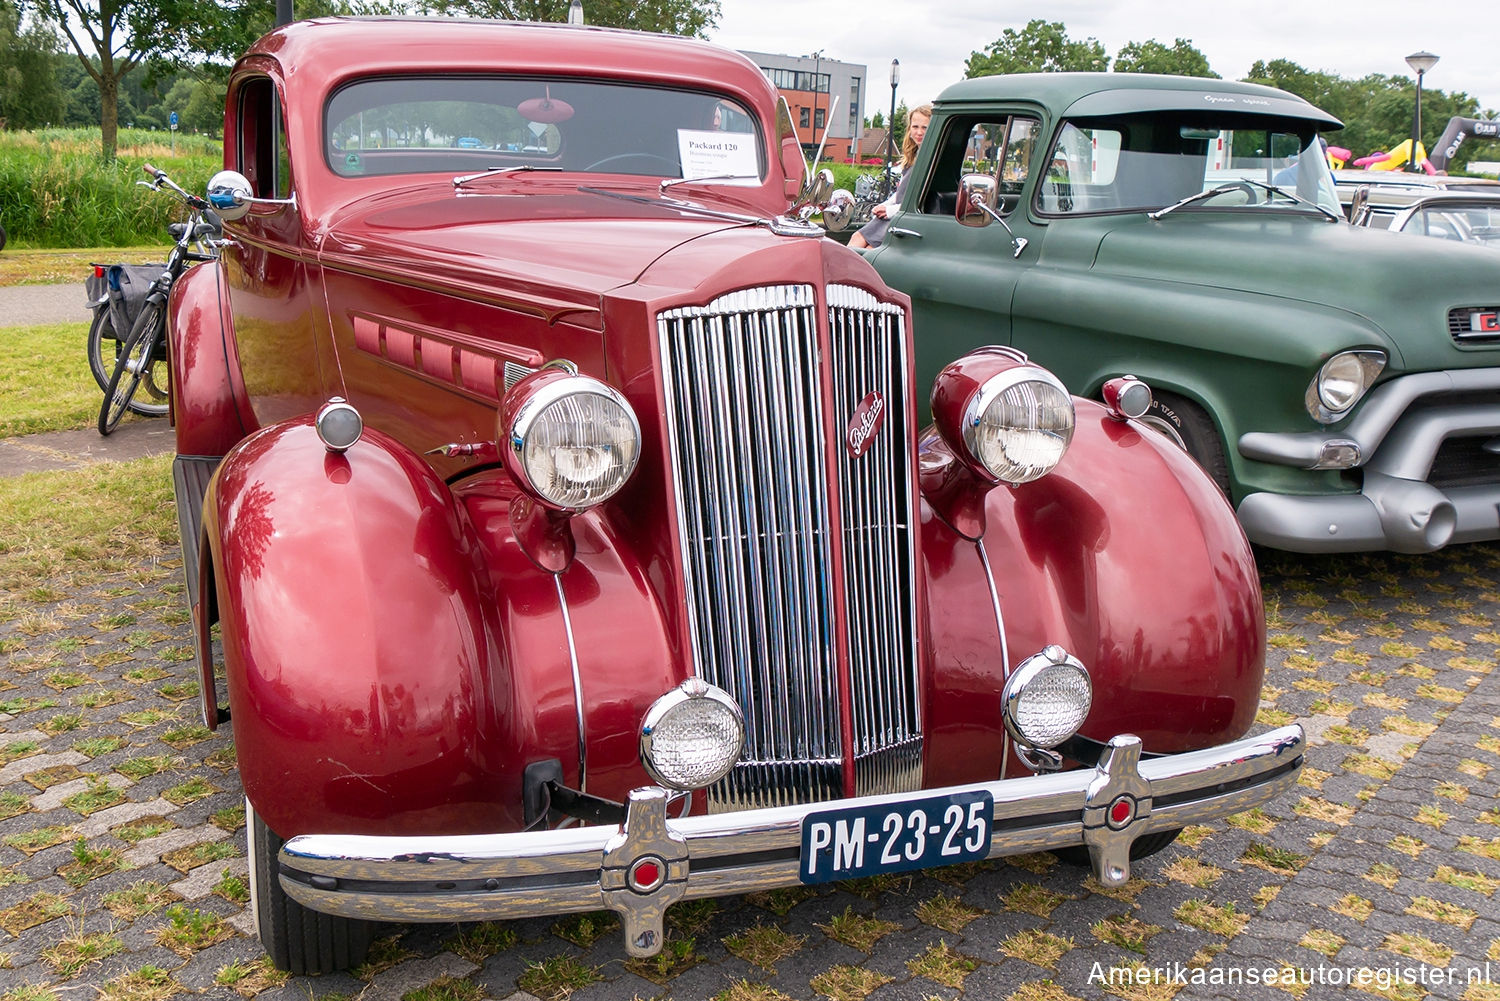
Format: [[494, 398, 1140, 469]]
[[1214, 181, 1260, 205], [584, 153, 680, 174]]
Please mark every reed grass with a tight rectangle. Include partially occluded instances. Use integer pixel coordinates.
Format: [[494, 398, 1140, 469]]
[[0, 129, 220, 248]]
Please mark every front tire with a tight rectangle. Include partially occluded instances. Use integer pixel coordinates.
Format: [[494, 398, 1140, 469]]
[[247, 799, 375, 975], [1136, 390, 1230, 494]]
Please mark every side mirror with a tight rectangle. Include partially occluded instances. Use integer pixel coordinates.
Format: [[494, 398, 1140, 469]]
[[206, 169, 296, 221], [956, 173, 997, 228], [956, 172, 1028, 258], [1348, 184, 1371, 226]]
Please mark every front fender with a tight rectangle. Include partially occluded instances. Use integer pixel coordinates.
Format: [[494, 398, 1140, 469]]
[[167, 262, 255, 456], [921, 403, 1265, 787], [205, 421, 500, 838]]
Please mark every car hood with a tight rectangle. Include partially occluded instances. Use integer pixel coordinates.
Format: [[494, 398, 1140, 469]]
[[1082, 213, 1500, 371], [317, 183, 762, 322]]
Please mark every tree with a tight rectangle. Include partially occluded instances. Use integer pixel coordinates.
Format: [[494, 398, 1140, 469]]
[[1113, 38, 1217, 79], [393, 0, 720, 38], [965, 19, 1108, 78], [30, 0, 203, 157], [0, 0, 64, 128]]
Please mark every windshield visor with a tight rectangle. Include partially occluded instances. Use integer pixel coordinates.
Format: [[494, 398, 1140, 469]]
[[325, 76, 764, 182], [1039, 113, 1340, 216]]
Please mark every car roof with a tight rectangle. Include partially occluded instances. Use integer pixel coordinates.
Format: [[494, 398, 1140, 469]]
[[933, 73, 1341, 129]]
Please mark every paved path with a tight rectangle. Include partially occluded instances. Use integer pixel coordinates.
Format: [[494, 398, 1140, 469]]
[[0, 538, 1496, 1000], [0, 420, 176, 477], [0, 283, 90, 328]]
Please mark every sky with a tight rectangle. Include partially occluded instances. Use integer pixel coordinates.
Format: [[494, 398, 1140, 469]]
[[710, 0, 1499, 123]]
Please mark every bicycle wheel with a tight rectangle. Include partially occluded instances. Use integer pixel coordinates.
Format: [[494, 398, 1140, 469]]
[[87, 309, 120, 392], [98, 301, 163, 435]]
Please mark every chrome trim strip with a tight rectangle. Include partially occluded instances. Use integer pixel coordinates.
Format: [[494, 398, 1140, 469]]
[[280, 725, 1304, 938], [555, 575, 587, 793], [976, 538, 1012, 778]]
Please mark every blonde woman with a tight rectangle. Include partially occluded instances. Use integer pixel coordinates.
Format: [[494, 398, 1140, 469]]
[[850, 103, 931, 250]]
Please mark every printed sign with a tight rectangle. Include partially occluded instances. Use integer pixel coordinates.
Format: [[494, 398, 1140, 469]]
[[676, 129, 758, 183]]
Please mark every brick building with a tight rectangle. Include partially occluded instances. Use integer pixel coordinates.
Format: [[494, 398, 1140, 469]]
[[739, 50, 866, 162]]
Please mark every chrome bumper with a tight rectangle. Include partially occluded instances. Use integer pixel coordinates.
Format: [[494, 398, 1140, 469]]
[[1237, 368, 1500, 552], [279, 725, 1304, 957]]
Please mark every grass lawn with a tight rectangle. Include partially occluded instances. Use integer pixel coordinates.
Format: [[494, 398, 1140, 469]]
[[0, 246, 167, 287], [0, 320, 106, 436]]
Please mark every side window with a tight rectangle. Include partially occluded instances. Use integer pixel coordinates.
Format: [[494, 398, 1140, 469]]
[[237, 77, 292, 200], [917, 114, 1040, 217]]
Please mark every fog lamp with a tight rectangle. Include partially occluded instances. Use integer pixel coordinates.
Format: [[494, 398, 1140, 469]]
[[1101, 375, 1153, 420], [964, 368, 1075, 484], [639, 679, 745, 790], [504, 373, 641, 511], [316, 397, 363, 453], [1002, 646, 1092, 749], [1306, 350, 1385, 423]]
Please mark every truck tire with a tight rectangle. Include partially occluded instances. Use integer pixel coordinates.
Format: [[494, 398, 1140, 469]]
[[247, 799, 376, 974], [1136, 391, 1230, 494]]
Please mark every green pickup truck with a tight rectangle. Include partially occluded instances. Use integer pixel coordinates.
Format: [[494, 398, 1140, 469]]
[[861, 73, 1500, 554]]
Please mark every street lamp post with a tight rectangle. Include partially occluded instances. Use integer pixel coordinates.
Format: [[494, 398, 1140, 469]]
[[811, 49, 824, 158], [1405, 50, 1439, 172], [886, 59, 900, 193]]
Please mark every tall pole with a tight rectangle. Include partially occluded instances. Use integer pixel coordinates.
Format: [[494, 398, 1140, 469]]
[[812, 50, 823, 160], [886, 59, 899, 193], [276, 0, 292, 26], [1405, 51, 1439, 172]]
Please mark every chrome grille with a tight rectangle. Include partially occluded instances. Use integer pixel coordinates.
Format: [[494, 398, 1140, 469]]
[[658, 284, 920, 812]]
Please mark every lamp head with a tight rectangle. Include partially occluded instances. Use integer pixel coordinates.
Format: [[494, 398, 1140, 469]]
[[1405, 51, 1439, 75]]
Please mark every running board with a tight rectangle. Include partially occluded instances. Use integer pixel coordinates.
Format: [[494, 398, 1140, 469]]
[[172, 455, 221, 608]]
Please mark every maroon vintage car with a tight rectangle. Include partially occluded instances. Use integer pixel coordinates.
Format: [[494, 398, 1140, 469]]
[[165, 17, 1303, 973]]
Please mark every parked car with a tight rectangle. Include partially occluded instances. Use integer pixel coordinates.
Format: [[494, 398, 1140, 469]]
[[1375, 192, 1500, 247], [1330, 168, 1500, 228], [168, 22, 1302, 973], [863, 73, 1500, 554]]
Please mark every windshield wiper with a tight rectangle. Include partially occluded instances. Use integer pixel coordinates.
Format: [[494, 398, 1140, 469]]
[[1148, 184, 1246, 220], [453, 165, 562, 189], [659, 174, 759, 193], [1237, 179, 1343, 222]]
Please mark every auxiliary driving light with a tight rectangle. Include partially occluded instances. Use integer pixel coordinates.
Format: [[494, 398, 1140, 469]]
[[503, 372, 641, 511], [639, 679, 745, 791], [1002, 646, 1093, 749]]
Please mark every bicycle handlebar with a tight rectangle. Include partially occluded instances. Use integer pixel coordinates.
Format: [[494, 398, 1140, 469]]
[[140, 163, 210, 212]]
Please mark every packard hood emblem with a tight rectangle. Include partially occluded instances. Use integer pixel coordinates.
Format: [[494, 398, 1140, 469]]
[[845, 391, 886, 458]]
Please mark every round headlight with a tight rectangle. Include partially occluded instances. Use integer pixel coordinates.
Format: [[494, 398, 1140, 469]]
[[1002, 646, 1092, 749], [963, 368, 1075, 484], [1308, 350, 1386, 422], [507, 375, 641, 510], [640, 679, 745, 791]]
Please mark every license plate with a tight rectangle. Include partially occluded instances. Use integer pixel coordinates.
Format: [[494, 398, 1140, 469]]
[[799, 790, 993, 884]]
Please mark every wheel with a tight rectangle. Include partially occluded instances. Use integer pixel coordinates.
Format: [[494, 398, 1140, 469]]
[[97, 301, 167, 434], [584, 153, 680, 174], [1054, 828, 1182, 868], [1135, 390, 1230, 494], [86, 309, 120, 393], [248, 798, 375, 974], [0, 223, 7, 252]]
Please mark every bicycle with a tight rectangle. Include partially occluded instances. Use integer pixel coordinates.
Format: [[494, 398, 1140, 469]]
[[97, 164, 221, 436], [87, 262, 167, 412]]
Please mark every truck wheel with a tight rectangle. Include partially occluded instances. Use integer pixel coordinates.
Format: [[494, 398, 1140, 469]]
[[1136, 391, 1229, 494], [1054, 828, 1182, 868], [247, 799, 376, 974]]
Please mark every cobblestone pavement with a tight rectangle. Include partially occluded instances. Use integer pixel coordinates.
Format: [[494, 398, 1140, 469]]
[[0, 541, 1497, 1001]]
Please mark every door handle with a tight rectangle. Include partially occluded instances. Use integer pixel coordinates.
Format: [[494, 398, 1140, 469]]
[[889, 227, 922, 239]]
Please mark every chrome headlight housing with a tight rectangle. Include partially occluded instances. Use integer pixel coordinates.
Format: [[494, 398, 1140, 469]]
[[1002, 646, 1093, 749], [1305, 350, 1386, 423], [640, 679, 745, 790], [504, 373, 641, 511], [962, 367, 1076, 484]]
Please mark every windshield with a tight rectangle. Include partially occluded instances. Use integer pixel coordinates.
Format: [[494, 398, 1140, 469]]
[[325, 77, 763, 182], [1039, 112, 1340, 216], [1394, 201, 1500, 247]]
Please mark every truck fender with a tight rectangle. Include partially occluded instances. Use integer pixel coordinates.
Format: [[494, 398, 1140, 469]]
[[168, 262, 256, 457], [921, 402, 1264, 787], [203, 420, 502, 838]]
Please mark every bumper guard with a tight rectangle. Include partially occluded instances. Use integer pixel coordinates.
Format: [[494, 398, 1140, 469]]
[[280, 725, 1304, 956]]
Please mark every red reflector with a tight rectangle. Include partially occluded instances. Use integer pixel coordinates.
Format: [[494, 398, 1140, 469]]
[[1109, 798, 1133, 826], [629, 858, 662, 891]]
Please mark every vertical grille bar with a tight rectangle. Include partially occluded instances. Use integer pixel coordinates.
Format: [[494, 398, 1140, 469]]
[[658, 283, 920, 811]]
